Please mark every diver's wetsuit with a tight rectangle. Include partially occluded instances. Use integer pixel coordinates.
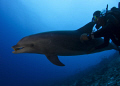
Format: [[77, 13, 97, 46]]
[[91, 14, 120, 50]]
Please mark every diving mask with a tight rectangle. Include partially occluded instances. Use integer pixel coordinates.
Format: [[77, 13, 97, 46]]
[[92, 16, 98, 22]]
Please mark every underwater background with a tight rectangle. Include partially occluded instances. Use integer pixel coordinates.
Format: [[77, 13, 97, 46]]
[[0, 0, 119, 86]]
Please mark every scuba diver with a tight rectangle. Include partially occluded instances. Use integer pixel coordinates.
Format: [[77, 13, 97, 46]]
[[80, 3, 120, 54]]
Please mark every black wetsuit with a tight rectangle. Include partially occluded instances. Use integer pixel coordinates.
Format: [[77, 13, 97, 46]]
[[92, 14, 120, 50]]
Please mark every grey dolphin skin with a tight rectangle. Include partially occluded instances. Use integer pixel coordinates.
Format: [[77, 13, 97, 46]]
[[12, 22, 117, 66]]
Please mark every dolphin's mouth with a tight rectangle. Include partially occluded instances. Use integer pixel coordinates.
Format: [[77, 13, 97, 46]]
[[12, 45, 25, 53], [13, 47, 24, 51]]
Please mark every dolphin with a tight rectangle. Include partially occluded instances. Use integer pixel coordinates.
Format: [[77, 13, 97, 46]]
[[12, 22, 117, 66]]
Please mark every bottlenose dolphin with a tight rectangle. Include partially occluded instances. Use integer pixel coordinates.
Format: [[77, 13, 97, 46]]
[[12, 22, 117, 66]]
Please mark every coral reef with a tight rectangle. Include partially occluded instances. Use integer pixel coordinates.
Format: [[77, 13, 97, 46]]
[[76, 52, 120, 86], [55, 52, 120, 86]]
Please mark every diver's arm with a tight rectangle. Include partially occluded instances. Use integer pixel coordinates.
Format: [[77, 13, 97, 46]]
[[92, 23, 112, 38], [88, 23, 113, 40], [80, 14, 117, 41], [80, 23, 112, 42]]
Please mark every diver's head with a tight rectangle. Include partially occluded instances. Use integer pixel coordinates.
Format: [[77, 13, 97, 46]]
[[92, 10, 106, 30], [92, 10, 106, 27], [92, 11, 103, 23]]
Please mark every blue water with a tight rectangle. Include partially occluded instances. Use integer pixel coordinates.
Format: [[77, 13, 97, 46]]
[[0, 0, 119, 86]]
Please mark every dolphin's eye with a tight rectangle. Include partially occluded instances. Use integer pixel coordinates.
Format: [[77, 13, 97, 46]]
[[30, 44, 34, 47]]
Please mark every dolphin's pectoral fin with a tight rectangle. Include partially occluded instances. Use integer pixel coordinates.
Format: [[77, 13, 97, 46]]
[[45, 54, 65, 66]]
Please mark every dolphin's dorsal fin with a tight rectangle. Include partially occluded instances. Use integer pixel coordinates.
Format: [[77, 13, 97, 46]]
[[77, 22, 95, 34], [45, 54, 65, 66]]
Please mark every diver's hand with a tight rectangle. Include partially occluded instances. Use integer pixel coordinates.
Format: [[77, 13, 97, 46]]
[[87, 48, 95, 54], [80, 33, 89, 43]]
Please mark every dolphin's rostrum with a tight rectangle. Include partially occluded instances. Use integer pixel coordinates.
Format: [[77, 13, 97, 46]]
[[12, 22, 117, 66]]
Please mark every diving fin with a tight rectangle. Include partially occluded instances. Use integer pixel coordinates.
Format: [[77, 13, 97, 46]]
[[45, 54, 65, 66]]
